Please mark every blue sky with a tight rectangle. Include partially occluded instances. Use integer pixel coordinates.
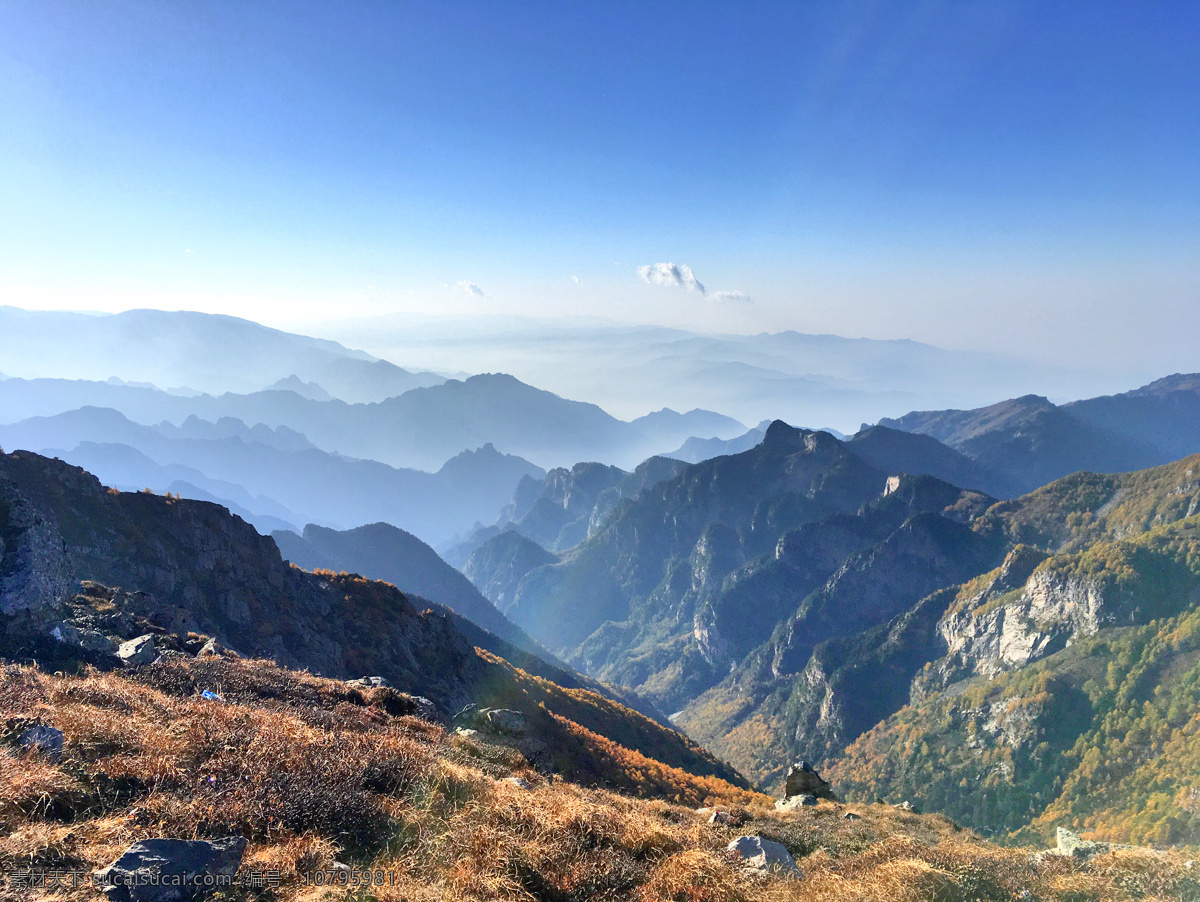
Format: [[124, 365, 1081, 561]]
[[1, 1, 1198, 370]]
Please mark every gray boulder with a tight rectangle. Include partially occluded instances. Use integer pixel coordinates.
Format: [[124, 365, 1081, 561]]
[[94, 836, 247, 902], [1055, 827, 1111, 859], [476, 707, 527, 736], [708, 809, 735, 825], [784, 761, 835, 800], [117, 634, 157, 667], [726, 836, 799, 876], [50, 622, 117, 655], [18, 724, 64, 763], [843, 811, 862, 820]]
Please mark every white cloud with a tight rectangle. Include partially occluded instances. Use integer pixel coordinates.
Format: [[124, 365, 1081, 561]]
[[709, 289, 752, 304], [637, 262, 706, 294], [636, 262, 751, 306], [571, 275, 581, 285], [456, 280, 485, 298]]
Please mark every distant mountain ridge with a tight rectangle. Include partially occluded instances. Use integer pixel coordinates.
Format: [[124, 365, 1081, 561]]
[[0, 372, 745, 472], [876, 374, 1200, 495], [0, 306, 445, 402], [0, 406, 544, 546], [325, 312, 1132, 430]]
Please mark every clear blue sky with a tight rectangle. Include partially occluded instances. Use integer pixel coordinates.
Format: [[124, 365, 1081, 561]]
[[1, 1, 1198, 369]]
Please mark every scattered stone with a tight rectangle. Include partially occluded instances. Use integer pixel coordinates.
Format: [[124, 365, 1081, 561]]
[[775, 793, 817, 812], [346, 676, 392, 690], [117, 634, 157, 667], [696, 807, 715, 818], [784, 761, 835, 800], [726, 836, 799, 876], [842, 811, 862, 820], [502, 776, 532, 790], [18, 724, 64, 763], [94, 836, 247, 902], [50, 622, 117, 655], [896, 800, 919, 813], [708, 809, 734, 825], [453, 727, 481, 741], [475, 707, 527, 736]]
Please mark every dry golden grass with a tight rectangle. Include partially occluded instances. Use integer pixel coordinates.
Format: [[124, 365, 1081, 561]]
[[0, 657, 1193, 902]]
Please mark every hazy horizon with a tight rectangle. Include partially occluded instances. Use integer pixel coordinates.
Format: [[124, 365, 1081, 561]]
[[2, 1, 1198, 380]]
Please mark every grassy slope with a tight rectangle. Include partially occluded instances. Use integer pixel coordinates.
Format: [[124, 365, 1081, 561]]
[[2, 656, 1194, 902]]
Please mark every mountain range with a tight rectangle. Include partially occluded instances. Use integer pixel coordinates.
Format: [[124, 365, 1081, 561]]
[[0, 406, 544, 546], [877, 374, 1200, 495], [0, 306, 446, 401], [320, 313, 1140, 430], [457, 381, 1200, 843], [0, 373, 745, 473]]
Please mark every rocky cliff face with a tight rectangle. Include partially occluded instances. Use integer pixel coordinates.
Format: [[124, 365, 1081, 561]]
[[455, 456, 689, 563], [0, 475, 73, 615]]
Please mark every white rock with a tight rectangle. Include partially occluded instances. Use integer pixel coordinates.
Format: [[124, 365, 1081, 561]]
[[726, 836, 799, 875], [117, 634, 157, 667]]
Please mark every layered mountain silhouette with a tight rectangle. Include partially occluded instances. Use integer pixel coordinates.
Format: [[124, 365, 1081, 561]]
[[877, 374, 1200, 495], [448, 456, 689, 566], [0, 306, 445, 401], [0, 373, 744, 472], [272, 522, 552, 664], [0, 407, 543, 547], [328, 313, 1130, 430]]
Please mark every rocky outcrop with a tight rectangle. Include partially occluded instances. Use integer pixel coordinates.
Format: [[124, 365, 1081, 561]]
[[930, 552, 1128, 690], [768, 512, 995, 680], [94, 837, 246, 902], [0, 478, 73, 615], [474, 707, 527, 736], [1050, 827, 1118, 860], [783, 761, 835, 800], [774, 794, 817, 812]]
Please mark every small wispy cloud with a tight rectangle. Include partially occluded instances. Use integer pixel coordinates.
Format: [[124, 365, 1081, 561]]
[[571, 275, 581, 285], [637, 262, 751, 305], [709, 289, 753, 304], [456, 280, 485, 298], [637, 262, 706, 294]]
